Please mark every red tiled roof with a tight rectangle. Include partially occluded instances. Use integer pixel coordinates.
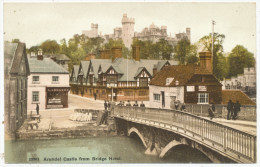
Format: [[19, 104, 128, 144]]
[[150, 65, 197, 86], [222, 90, 256, 105]]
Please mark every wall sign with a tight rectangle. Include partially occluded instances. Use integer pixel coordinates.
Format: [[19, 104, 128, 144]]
[[198, 86, 207, 91], [187, 86, 195, 92]]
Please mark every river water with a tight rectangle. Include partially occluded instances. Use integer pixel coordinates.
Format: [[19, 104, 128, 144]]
[[5, 136, 211, 164]]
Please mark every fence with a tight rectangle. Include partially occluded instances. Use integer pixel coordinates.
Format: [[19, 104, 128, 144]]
[[111, 106, 256, 163], [185, 104, 256, 121]]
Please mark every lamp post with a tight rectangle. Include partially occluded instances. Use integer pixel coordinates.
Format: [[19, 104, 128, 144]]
[[212, 20, 216, 71]]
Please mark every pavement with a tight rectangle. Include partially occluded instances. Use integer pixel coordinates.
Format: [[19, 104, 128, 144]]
[[202, 116, 256, 136]]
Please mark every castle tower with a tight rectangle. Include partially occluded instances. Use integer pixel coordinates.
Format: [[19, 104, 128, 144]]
[[121, 14, 135, 48], [186, 27, 191, 41], [91, 23, 98, 37]]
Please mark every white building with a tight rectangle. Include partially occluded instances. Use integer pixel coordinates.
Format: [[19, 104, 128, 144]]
[[27, 54, 70, 111], [82, 23, 99, 38]]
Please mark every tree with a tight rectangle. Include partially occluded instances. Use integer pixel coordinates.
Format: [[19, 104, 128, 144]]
[[157, 39, 174, 60], [103, 39, 130, 58], [174, 38, 191, 64], [199, 33, 227, 79], [11, 39, 20, 43], [40, 40, 60, 54], [186, 44, 199, 64], [228, 45, 255, 77]]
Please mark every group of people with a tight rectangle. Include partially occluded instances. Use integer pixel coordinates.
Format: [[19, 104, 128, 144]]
[[69, 111, 93, 122], [227, 100, 241, 120], [170, 100, 186, 111], [104, 100, 111, 111], [117, 100, 145, 107]]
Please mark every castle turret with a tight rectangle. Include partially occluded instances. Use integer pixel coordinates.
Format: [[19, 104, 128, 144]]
[[186, 27, 191, 41], [121, 14, 135, 48]]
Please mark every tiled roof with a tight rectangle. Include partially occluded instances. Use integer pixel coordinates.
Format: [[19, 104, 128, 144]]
[[150, 65, 198, 86], [47, 54, 70, 61], [80, 61, 90, 77], [4, 42, 30, 75], [72, 65, 79, 79], [222, 90, 256, 105], [28, 57, 69, 74]]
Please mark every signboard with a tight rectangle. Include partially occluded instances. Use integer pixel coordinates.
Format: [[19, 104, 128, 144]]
[[47, 105, 63, 109], [187, 86, 195, 92], [48, 98, 61, 104], [198, 86, 207, 91], [46, 87, 70, 92]]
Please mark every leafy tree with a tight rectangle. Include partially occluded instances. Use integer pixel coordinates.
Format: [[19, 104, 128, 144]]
[[186, 44, 199, 64], [11, 39, 20, 43], [199, 33, 227, 79], [28, 45, 40, 53], [157, 39, 174, 60], [104, 39, 129, 58], [40, 40, 60, 54], [174, 38, 191, 64], [228, 45, 255, 77]]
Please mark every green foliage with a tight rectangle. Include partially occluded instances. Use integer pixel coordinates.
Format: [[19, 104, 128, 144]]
[[40, 40, 60, 54], [174, 38, 191, 64], [28, 45, 40, 53], [11, 39, 20, 43], [228, 45, 255, 77], [199, 33, 228, 79], [132, 38, 173, 60], [186, 44, 199, 64], [103, 39, 130, 58]]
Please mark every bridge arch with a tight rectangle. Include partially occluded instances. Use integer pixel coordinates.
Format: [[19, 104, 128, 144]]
[[128, 127, 147, 148], [159, 140, 184, 158]]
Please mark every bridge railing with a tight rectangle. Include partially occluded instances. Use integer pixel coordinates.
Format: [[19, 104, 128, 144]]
[[111, 106, 256, 163]]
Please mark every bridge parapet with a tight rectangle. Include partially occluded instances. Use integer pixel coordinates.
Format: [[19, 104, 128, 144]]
[[111, 105, 256, 163]]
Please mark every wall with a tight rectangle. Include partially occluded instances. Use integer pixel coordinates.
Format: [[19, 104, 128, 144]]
[[27, 73, 70, 110], [149, 85, 184, 109]]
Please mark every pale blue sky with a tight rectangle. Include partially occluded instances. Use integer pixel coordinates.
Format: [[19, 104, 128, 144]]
[[3, 2, 257, 55]]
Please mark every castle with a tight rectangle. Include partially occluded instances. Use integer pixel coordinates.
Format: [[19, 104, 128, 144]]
[[82, 14, 190, 48]]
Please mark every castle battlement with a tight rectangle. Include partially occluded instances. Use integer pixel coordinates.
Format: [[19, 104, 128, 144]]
[[122, 14, 135, 24]]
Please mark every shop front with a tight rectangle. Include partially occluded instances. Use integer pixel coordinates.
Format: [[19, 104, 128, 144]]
[[46, 87, 70, 109]]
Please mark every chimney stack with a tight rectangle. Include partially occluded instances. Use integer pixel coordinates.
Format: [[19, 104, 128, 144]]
[[37, 49, 43, 60], [111, 47, 122, 62], [153, 64, 157, 76], [132, 45, 140, 61], [85, 54, 96, 61], [100, 49, 110, 59], [199, 52, 212, 73]]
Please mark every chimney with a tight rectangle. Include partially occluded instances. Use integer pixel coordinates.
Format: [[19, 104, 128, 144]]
[[199, 52, 212, 73], [153, 64, 157, 76], [100, 49, 110, 59], [132, 45, 140, 61], [37, 49, 43, 60], [85, 54, 96, 61], [111, 47, 122, 62]]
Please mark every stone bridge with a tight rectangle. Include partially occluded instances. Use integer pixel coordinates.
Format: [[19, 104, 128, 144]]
[[111, 106, 256, 163]]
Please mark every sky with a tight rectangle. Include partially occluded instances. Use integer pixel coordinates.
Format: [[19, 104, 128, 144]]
[[3, 2, 257, 55]]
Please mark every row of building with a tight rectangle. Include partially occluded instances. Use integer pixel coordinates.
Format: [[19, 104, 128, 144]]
[[5, 42, 70, 135], [82, 14, 190, 48]]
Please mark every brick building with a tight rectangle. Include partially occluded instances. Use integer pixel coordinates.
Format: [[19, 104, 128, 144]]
[[70, 46, 178, 101], [149, 52, 222, 109], [4, 42, 30, 136]]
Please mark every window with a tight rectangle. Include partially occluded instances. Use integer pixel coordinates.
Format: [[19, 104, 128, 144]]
[[107, 75, 117, 84], [32, 91, 39, 102], [198, 93, 208, 104], [32, 76, 39, 83], [139, 90, 147, 96], [52, 76, 59, 81], [153, 94, 160, 101], [139, 78, 148, 87]]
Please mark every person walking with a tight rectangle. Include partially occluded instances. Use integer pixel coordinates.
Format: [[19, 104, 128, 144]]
[[208, 104, 215, 120], [104, 100, 108, 111], [175, 101, 180, 110], [94, 93, 97, 100], [233, 101, 241, 120], [36, 103, 39, 115], [227, 100, 233, 120], [180, 103, 186, 112]]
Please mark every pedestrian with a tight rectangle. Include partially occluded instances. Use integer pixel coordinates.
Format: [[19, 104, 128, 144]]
[[94, 93, 97, 100], [107, 100, 111, 110], [104, 100, 108, 111], [126, 100, 131, 107], [227, 99, 233, 120], [233, 101, 241, 120], [36, 103, 39, 115], [133, 101, 139, 107], [140, 101, 145, 107], [208, 104, 215, 120], [175, 101, 179, 110], [180, 103, 186, 111]]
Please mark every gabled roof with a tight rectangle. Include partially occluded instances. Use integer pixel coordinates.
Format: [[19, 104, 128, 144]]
[[47, 54, 70, 61], [72, 65, 79, 78], [150, 65, 198, 86], [222, 90, 256, 105], [5, 42, 30, 76], [79, 61, 90, 77], [28, 57, 69, 74]]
